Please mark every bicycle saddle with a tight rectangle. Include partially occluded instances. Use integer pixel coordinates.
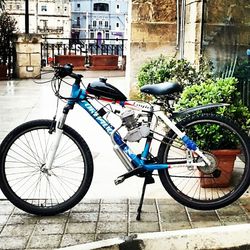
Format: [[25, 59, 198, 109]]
[[140, 82, 182, 96]]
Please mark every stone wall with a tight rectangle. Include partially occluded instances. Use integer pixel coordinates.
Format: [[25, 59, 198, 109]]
[[184, 0, 203, 65], [15, 34, 42, 79], [128, 0, 178, 97]]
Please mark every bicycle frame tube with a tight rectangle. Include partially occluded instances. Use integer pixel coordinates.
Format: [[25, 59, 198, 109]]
[[68, 83, 209, 171]]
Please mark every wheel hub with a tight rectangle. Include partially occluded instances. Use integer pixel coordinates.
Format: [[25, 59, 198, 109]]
[[197, 152, 217, 174]]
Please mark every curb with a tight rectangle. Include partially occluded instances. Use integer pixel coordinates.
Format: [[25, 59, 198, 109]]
[[59, 224, 250, 250]]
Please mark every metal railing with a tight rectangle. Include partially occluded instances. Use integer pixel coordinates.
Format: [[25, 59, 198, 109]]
[[41, 37, 127, 66], [237, 77, 250, 109]]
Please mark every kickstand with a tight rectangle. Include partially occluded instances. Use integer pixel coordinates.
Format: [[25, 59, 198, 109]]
[[136, 173, 154, 221]]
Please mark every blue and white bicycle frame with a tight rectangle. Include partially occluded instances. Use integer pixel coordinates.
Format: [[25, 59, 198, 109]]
[[45, 80, 211, 173]]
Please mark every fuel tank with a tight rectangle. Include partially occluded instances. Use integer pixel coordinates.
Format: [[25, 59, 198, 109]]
[[86, 78, 127, 101]]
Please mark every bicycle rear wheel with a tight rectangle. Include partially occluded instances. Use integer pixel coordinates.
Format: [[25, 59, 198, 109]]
[[158, 113, 250, 210], [0, 119, 93, 215]]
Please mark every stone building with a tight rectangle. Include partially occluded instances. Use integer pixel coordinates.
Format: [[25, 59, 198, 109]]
[[71, 0, 128, 40], [128, 0, 250, 95], [4, 0, 71, 39]]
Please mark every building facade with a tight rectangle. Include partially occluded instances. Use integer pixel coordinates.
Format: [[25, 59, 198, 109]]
[[5, 0, 71, 38], [71, 0, 128, 40]]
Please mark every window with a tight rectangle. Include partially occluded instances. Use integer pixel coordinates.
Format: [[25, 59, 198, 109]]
[[116, 22, 119, 28], [41, 5, 47, 11], [77, 17, 80, 26], [90, 32, 95, 39], [64, 7, 67, 11], [93, 3, 109, 11], [105, 21, 109, 27], [105, 32, 109, 39], [117, 4, 120, 9], [16, 4, 20, 10], [93, 20, 97, 27], [99, 20, 103, 27], [77, 3, 80, 8]]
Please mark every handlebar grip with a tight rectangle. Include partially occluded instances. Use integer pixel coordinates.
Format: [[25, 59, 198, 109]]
[[70, 73, 83, 83]]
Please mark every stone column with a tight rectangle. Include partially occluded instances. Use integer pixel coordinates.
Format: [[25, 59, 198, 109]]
[[128, 0, 178, 98], [183, 0, 203, 65], [15, 34, 42, 79]]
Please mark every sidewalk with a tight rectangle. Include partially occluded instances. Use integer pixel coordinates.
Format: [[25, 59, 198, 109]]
[[0, 73, 249, 249]]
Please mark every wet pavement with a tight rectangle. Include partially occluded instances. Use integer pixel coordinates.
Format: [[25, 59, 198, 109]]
[[0, 71, 249, 249]]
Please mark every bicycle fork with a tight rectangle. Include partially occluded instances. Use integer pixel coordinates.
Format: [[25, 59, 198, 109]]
[[43, 112, 68, 173]]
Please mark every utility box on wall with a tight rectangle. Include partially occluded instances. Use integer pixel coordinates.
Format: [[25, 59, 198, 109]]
[[15, 34, 42, 79]]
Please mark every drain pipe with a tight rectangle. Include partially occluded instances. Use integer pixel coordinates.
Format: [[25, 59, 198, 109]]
[[179, 0, 186, 59], [176, 0, 180, 50]]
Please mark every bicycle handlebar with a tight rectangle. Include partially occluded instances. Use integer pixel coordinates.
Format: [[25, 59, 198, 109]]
[[54, 64, 83, 81]]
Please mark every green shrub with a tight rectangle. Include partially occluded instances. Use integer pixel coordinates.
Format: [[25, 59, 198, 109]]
[[137, 56, 213, 89], [176, 77, 250, 149]]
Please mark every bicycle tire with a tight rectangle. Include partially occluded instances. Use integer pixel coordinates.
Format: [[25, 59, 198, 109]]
[[158, 113, 250, 210], [0, 119, 93, 215]]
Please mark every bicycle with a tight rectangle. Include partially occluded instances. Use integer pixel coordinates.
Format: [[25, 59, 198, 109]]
[[0, 64, 249, 220]]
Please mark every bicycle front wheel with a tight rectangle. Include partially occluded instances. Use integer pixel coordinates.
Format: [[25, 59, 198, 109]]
[[0, 119, 93, 215], [158, 113, 250, 210]]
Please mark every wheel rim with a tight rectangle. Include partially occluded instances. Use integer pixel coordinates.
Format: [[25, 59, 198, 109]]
[[3, 126, 86, 209], [162, 118, 249, 204]]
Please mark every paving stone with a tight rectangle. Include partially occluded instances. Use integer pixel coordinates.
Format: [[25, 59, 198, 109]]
[[158, 203, 185, 213], [187, 210, 221, 228], [0, 214, 9, 225], [60, 233, 95, 248], [130, 221, 159, 233], [1, 224, 35, 236], [130, 199, 155, 205], [8, 214, 38, 225], [28, 234, 61, 249], [157, 199, 181, 206], [97, 221, 127, 234], [130, 212, 158, 222], [160, 211, 188, 223], [216, 204, 245, 217], [101, 199, 128, 204], [66, 222, 96, 234], [130, 204, 157, 213], [99, 212, 127, 222], [96, 233, 126, 241], [37, 214, 69, 224], [33, 223, 65, 235], [71, 203, 100, 213], [220, 215, 249, 226], [69, 212, 98, 223], [78, 199, 100, 204], [0, 205, 14, 214], [161, 221, 191, 231], [0, 236, 28, 249], [100, 203, 127, 213]]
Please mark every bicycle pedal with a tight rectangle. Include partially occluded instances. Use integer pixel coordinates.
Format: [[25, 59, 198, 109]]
[[114, 176, 125, 185]]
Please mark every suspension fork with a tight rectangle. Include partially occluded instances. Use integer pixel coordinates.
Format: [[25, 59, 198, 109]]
[[43, 105, 71, 171]]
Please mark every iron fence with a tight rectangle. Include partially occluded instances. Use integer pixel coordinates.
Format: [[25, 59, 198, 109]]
[[41, 37, 127, 66]]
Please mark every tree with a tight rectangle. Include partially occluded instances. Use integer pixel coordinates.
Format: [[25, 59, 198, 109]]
[[0, 0, 5, 11], [0, 12, 16, 65]]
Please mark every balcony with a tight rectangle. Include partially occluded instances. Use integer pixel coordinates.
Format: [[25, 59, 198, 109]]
[[38, 26, 64, 34], [88, 25, 111, 30]]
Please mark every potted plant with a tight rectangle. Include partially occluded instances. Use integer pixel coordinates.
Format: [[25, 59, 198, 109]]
[[176, 77, 250, 187]]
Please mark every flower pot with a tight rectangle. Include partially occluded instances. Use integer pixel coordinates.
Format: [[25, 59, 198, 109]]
[[200, 149, 241, 188], [89, 55, 118, 70], [55, 55, 86, 70]]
